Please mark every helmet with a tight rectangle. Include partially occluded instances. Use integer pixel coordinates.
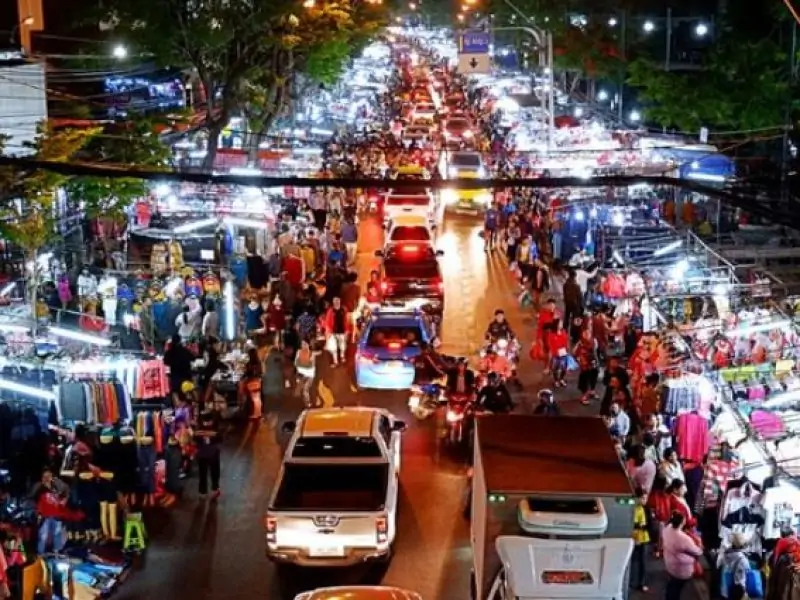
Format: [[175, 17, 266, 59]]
[[180, 381, 196, 394], [538, 389, 554, 403]]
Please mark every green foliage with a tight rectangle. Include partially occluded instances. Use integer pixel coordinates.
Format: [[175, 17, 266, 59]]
[[304, 37, 352, 86], [626, 36, 794, 132]]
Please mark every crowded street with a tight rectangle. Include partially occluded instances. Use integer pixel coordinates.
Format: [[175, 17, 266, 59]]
[[0, 18, 794, 600]]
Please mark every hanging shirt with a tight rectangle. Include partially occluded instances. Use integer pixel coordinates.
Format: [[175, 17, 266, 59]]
[[185, 276, 202, 297], [674, 412, 709, 465]]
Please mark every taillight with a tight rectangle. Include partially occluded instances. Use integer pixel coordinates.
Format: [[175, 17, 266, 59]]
[[357, 351, 378, 363], [437, 280, 445, 293], [381, 281, 392, 293], [265, 516, 277, 544], [376, 515, 388, 544]]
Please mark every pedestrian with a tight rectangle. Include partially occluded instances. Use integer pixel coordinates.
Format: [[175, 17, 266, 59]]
[[240, 347, 263, 420], [659, 448, 685, 487], [626, 444, 657, 494], [323, 296, 350, 366], [719, 533, 753, 600], [163, 334, 194, 398], [194, 408, 222, 500], [631, 487, 650, 592], [294, 339, 319, 407], [562, 269, 583, 331], [340, 216, 359, 265], [574, 328, 599, 404], [546, 319, 569, 388], [262, 333, 286, 411], [662, 511, 703, 600]]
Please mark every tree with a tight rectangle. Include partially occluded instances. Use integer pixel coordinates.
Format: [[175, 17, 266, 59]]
[[65, 115, 171, 219], [241, 0, 387, 161], [93, 0, 279, 170], [626, 36, 795, 133], [0, 124, 99, 323]]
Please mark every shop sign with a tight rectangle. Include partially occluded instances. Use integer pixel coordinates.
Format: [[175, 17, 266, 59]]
[[214, 149, 249, 171]]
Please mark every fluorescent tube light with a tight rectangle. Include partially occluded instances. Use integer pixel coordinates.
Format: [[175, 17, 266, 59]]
[[653, 240, 682, 257], [172, 218, 218, 234], [226, 217, 268, 229], [726, 320, 791, 337], [48, 326, 111, 346], [0, 283, 16, 297], [0, 323, 30, 333], [0, 378, 55, 400]]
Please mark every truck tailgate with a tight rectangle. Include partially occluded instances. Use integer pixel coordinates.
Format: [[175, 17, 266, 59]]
[[271, 512, 382, 558]]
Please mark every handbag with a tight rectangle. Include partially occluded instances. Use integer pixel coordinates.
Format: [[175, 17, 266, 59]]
[[565, 354, 579, 371]]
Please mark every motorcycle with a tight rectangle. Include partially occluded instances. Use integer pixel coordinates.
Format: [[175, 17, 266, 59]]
[[444, 393, 475, 446], [408, 382, 445, 420]]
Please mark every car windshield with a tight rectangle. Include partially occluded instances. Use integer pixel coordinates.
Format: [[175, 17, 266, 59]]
[[367, 325, 424, 347], [390, 226, 431, 242], [291, 436, 382, 458], [452, 154, 482, 168], [384, 259, 440, 278], [386, 195, 430, 205], [446, 119, 470, 131]]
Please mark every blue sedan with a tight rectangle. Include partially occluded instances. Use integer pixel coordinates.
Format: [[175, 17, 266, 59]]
[[354, 311, 434, 391]]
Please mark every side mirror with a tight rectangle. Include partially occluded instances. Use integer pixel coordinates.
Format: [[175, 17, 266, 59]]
[[436, 249, 444, 256], [374, 250, 384, 257], [281, 421, 296, 434], [392, 420, 408, 432]]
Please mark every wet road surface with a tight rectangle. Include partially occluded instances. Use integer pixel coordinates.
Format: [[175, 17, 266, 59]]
[[116, 214, 706, 600]]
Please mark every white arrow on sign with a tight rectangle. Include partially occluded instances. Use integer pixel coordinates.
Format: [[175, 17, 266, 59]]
[[457, 53, 491, 74]]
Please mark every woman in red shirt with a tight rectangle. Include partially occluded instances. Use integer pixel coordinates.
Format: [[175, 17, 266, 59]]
[[546, 319, 570, 387]]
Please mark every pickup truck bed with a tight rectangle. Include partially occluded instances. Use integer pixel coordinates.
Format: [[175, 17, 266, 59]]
[[272, 464, 389, 512]]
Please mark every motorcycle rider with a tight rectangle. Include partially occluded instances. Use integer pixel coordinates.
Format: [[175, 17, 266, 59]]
[[479, 346, 513, 380], [446, 357, 476, 397], [485, 309, 515, 341], [533, 389, 560, 416], [476, 372, 514, 414], [412, 342, 448, 385]]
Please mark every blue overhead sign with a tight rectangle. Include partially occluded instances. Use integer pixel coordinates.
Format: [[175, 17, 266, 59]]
[[460, 31, 490, 54]]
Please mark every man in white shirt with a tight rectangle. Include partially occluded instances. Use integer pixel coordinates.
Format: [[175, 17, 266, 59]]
[[609, 402, 630, 439]]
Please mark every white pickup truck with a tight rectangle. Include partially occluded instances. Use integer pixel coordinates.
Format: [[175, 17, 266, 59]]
[[265, 407, 406, 567]]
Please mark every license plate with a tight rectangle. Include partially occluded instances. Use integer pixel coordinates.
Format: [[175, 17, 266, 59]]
[[309, 546, 345, 557], [389, 361, 404, 368]]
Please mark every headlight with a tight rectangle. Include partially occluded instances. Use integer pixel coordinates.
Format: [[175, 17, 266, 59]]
[[478, 192, 493, 206], [448, 166, 459, 178], [463, 130, 474, 138], [442, 189, 458, 205], [477, 166, 487, 178], [446, 410, 463, 423]]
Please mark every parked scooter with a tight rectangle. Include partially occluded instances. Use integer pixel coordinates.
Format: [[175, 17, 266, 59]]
[[408, 382, 445, 420]]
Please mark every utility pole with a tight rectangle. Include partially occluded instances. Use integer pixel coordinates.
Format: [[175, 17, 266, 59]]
[[781, 21, 797, 203], [665, 8, 673, 71], [617, 10, 627, 123]]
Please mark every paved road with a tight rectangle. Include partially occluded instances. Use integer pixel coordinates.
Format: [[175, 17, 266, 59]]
[[117, 214, 706, 600]]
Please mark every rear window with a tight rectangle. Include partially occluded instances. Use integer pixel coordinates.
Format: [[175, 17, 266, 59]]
[[273, 464, 388, 511], [452, 154, 482, 168], [384, 259, 440, 279], [446, 119, 470, 131], [366, 325, 424, 347], [292, 436, 382, 458], [387, 195, 430, 206], [390, 226, 431, 242]]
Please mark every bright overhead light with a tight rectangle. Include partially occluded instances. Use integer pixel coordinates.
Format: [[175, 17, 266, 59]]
[[154, 183, 170, 197], [0, 322, 29, 333], [0, 282, 16, 297], [629, 110, 641, 122], [643, 20, 655, 32], [612, 250, 625, 265], [172, 218, 218, 234], [226, 217, 269, 229], [49, 326, 111, 346], [727, 320, 792, 338], [695, 23, 709, 37], [574, 107, 583, 117], [597, 90, 608, 101], [608, 17, 618, 26], [112, 45, 127, 59], [653, 240, 682, 256], [0, 378, 55, 400]]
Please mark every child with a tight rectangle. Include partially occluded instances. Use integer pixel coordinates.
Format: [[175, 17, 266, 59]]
[[631, 486, 650, 592]]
